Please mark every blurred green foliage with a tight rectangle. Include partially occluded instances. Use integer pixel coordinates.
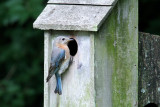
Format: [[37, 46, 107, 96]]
[[139, 0, 160, 35], [0, 0, 45, 107]]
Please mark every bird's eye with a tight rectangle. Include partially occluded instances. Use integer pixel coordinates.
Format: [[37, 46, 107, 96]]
[[62, 38, 65, 41]]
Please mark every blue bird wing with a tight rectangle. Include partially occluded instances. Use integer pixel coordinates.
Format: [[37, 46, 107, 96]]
[[46, 49, 65, 82]]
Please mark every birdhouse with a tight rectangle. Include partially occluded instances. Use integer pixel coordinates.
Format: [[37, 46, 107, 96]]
[[33, 0, 138, 106]]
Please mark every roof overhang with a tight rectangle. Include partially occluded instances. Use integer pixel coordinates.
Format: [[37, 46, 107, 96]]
[[33, 0, 117, 31], [48, 0, 117, 5]]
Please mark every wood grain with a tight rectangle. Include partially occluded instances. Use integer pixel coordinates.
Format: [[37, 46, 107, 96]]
[[48, 0, 117, 5], [139, 32, 160, 106], [33, 5, 112, 31]]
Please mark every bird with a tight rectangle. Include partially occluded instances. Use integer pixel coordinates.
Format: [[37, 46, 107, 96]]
[[46, 36, 73, 95]]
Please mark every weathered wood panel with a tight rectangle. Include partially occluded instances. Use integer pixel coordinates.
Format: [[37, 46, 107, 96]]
[[94, 0, 138, 106], [139, 32, 160, 107], [33, 5, 112, 31], [45, 31, 95, 107], [44, 31, 52, 107], [48, 0, 117, 6]]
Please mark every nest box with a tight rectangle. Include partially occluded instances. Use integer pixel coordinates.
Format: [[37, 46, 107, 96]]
[[33, 0, 138, 106]]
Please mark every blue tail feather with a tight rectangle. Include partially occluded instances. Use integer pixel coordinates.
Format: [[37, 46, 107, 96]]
[[54, 73, 62, 95], [54, 75, 58, 93]]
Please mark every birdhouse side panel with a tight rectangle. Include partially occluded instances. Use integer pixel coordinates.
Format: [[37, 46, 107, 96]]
[[94, 0, 138, 106]]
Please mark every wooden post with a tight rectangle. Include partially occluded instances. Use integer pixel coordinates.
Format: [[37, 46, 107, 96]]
[[139, 32, 160, 107]]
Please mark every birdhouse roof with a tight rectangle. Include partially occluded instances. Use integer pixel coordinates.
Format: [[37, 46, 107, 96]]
[[33, 0, 117, 31], [48, 0, 117, 5]]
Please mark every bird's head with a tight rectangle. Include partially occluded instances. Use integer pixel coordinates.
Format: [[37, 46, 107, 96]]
[[55, 36, 74, 45]]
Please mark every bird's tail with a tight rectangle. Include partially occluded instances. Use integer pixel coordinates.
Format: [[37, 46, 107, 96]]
[[46, 68, 59, 82], [54, 73, 62, 95], [46, 75, 51, 82]]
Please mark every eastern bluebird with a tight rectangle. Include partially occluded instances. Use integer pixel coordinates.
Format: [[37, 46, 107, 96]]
[[46, 36, 73, 95]]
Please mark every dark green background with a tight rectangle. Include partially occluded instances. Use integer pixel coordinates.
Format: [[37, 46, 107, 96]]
[[0, 0, 159, 107], [0, 0, 45, 106], [139, 0, 160, 35]]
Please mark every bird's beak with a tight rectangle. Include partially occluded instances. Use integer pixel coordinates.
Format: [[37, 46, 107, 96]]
[[68, 38, 74, 42], [69, 38, 74, 41], [65, 38, 74, 44]]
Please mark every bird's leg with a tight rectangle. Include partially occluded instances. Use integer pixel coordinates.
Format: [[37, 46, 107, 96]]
[[69, 56, 73, 64]]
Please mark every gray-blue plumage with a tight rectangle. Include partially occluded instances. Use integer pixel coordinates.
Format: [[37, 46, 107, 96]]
[[46, 48, 65, 82], [46, 36, 73, 95]]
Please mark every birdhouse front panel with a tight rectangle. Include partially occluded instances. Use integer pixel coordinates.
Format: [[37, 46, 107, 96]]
[[44, 31, 95, 107]]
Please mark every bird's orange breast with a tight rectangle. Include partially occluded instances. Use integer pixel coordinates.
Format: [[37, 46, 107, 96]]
[[56, 43, 70, 59], [56, 44, 67, 50]]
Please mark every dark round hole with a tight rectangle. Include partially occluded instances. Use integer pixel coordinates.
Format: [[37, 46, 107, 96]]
[[68, 38, 78, 56], [144, 103, 158, 107]]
